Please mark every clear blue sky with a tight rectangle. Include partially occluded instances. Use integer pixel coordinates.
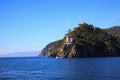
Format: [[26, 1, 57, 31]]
[[0, 0, 120, 56]]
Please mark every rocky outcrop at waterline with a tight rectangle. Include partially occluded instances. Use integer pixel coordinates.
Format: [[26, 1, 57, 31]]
[[39, 41, 57, 56], [48, 44, 78, 58]]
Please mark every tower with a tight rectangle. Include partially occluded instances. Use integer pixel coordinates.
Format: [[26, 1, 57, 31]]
[[65, 29, 73, 45]]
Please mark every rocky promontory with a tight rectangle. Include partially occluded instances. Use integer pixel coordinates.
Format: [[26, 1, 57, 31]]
[[40, 23, 120, 58], [39, 41, 59, 56]]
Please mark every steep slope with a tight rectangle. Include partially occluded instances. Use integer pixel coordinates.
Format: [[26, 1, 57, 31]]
[[39, 41, 56, 56], [39, 40, 62, 56]]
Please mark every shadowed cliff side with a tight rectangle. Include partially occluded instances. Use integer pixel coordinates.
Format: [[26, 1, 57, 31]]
[[39, 41, 56, 56]]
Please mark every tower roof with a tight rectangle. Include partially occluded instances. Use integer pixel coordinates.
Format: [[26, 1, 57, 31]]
[[68, 29, 71, 33]]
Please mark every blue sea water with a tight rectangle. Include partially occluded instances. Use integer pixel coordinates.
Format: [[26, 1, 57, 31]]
[[0, 57, 120, 80]]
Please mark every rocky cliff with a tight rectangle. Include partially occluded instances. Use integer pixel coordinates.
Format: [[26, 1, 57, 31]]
[[40, 23, 120, 58], [39, 41, 57, 56]]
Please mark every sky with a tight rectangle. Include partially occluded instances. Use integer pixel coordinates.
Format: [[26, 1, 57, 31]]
[[0, 0, 120, 56]]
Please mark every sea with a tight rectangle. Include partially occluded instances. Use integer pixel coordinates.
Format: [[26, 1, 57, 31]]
[[0, 57, 120, 80]]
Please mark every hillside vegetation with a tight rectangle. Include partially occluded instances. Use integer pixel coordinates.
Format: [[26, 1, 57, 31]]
[[40, 23, 120, 58]]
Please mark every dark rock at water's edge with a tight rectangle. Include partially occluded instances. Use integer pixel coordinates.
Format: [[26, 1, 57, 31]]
[[39, 40, 61, 56], [39, 42, 55, 56], [39, 23, 120, 58]]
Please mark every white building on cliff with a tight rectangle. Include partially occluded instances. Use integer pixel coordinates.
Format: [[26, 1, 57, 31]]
[[65, 29, 73, 44]]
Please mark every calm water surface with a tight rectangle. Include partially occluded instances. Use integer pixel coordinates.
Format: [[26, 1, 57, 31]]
[[0, 57, 120, 80]]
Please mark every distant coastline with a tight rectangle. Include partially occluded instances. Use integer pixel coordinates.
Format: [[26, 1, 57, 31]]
[[0, 51, 39, 57]]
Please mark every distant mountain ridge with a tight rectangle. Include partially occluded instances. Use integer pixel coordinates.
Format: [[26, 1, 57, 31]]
[[103, 26, 120, 36], [1, 51, 39, 57]]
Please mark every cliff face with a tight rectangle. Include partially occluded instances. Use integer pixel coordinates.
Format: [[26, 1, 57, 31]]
[[39, 41, 56, 56], [48, 44, 77, 58], [40, 23, 120, 58]]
